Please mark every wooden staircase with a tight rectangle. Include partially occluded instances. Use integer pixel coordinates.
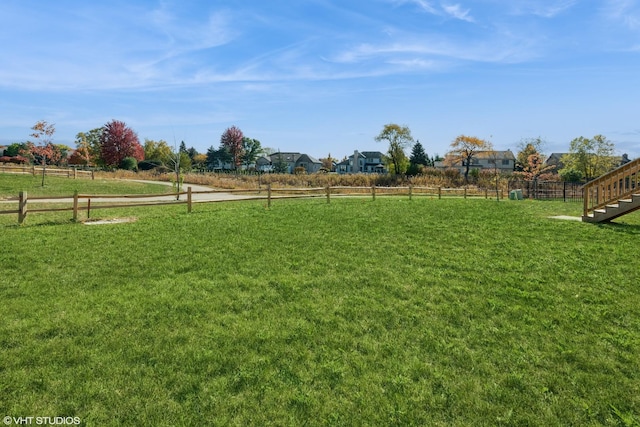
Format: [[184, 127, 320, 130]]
[[582, 157, 640, 223]]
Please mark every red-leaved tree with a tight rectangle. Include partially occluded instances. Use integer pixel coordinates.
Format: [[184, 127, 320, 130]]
[[220, 126, 244, 170], [99, 120, 144, 167]]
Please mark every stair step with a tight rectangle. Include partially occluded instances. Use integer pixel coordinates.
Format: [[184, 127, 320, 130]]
[[620, 199, 633, 203], [594, 209, 606, 214], [606, 204, 619, 208]]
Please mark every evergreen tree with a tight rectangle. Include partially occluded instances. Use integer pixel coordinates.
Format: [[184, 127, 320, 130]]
[[179, 141, 188, 154], [409, 141, 430, 166], [206, 145, 232, 170], [272, 152, 289, 173]]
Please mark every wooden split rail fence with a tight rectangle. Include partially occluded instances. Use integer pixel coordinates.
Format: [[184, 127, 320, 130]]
[[0, 184, 504, 225]]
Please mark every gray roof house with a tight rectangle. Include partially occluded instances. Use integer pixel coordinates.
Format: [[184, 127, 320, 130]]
[[336, 150, 387, 174], [257, 152, 322, 174], [544, 153, 568, 173]]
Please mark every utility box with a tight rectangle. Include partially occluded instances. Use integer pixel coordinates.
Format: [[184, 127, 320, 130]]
[[510, 189, 524, 200]]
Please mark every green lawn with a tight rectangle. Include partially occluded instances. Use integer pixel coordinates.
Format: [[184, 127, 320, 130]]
[[0, 174, 172, 198], [1, 193, 639, 426]]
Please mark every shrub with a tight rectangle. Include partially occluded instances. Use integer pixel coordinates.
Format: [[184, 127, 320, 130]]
[[10, 156, 29, 164], [138, 160, 163, 171], [0, 155, 28, 164], [559, 168, 583, 182], [120, 157, 138, 171]]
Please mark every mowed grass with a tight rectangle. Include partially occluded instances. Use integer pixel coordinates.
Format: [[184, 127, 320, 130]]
[[0, 174, 173, 198], [1, 194, 639, 426]]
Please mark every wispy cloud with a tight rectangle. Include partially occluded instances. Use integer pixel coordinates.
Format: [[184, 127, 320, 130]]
[[330, 32, 540, 69], [506, 1, 578, 18], [392, 0, 438, 14], [442, 3, 474, 22], [390, 0, 474, 22], [0, 3, 239, 91], [605, 0, 640, 30]]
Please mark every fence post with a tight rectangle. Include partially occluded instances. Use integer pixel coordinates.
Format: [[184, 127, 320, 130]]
[[87, 198, 91, 219], [464, 187, 467, 199], [91, 170, 95, 180], [326, 185, 331, 204], [409, 185, 413, 201], [18, 191, 27, 224], [371, 185, 376, 201], [267, 183, 272, 208], [73, 168, 77, 179], [187, 187, 192, 213], [32, 166, 36, 176], [73, 190, 79, 221], [438, 186, 442, 199]]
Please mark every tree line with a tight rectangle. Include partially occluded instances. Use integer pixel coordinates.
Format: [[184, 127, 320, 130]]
[[1, 120, 626, 184], [374, 123, 624, 183], [0, 120, 267, 175]]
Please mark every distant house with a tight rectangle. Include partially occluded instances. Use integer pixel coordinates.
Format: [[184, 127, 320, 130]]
[[256, 152, 322, 174], [255, 155, 272, 172], [544, 153, 568, 173], [336, 150, 387, 174], [434, 150, 516, 173]]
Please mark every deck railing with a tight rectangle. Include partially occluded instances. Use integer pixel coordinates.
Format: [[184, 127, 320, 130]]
[[582, 158, 640, 217]]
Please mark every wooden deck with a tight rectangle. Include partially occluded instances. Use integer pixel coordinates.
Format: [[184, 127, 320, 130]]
[[582, 157, 640, 222]]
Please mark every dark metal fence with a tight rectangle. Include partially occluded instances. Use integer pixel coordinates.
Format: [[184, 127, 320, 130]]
[[507, 180, 584, 202]]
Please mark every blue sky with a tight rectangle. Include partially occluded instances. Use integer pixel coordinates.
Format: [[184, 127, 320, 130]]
[[1, 0, 640, 160]]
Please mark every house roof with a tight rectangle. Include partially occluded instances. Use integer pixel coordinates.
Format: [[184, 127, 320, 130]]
[[350, 150, 385, 160], [255, 156, 271, 165], [296, 153, 321, 164], [269, 152, 300, 162], [472, 150, 516, 160], [266, 152, 321, 164], [545, 153, 568, 163]]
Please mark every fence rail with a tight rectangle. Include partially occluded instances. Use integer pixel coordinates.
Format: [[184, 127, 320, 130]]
[[0, 164, 95, 179], [0, 184, 505, 225]]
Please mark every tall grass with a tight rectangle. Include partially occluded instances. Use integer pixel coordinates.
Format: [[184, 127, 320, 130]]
[[97, 169, 512, 192], [1, 197, 638, 425]]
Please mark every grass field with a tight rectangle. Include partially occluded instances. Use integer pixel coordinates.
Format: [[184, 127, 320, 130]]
[[0, 174, 173, 199], [1, 177, 639, 425]]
